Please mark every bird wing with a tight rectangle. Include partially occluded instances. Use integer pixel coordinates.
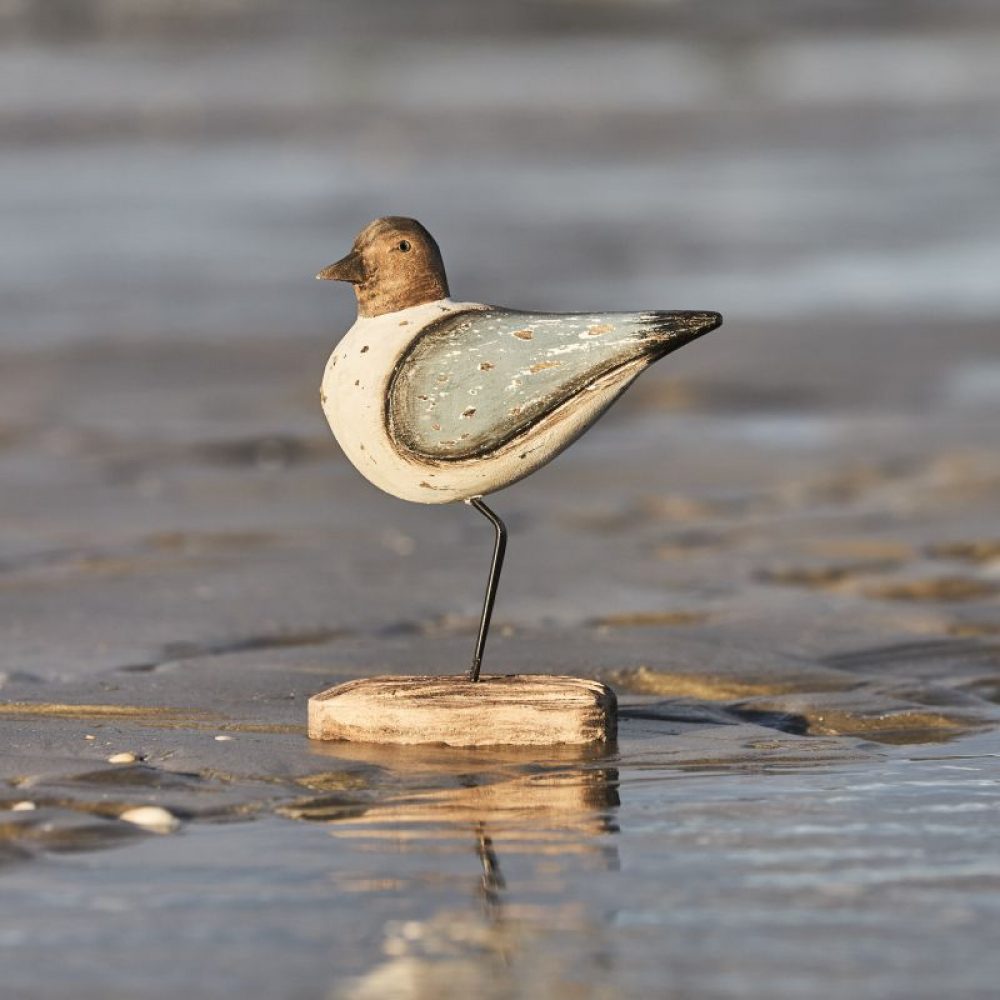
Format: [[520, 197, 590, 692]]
[[387, 306, 720, 462]]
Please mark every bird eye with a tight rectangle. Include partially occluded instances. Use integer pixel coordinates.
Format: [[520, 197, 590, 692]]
[[398, 240, 411, 252]]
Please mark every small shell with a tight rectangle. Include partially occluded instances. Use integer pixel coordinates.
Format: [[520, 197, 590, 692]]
[[120, 806, 180, 834]]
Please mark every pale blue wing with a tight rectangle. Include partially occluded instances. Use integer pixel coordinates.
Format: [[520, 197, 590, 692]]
[[388, 307, 720, 461]]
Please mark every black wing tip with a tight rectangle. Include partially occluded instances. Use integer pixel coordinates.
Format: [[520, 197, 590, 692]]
[[647, 309, 723, 332], [640, 310, 723, 357], [699, 310, 724, 332]]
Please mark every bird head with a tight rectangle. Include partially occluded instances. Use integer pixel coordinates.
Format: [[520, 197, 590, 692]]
[[317, 217, 450, 318]]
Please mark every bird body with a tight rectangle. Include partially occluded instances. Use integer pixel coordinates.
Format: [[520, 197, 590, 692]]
[[322, 297, 720, 503]]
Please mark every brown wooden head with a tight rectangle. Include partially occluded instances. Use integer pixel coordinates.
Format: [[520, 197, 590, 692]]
[[317, 217, 450, 318]]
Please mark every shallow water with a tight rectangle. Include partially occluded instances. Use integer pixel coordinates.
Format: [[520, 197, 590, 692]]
[[3, 732, 1000, 1000]]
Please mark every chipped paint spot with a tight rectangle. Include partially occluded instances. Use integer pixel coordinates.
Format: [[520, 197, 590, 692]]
[[461, 407, 477, 418], [512, 329, 534, 341], [432, 423, 441, 431], [360, 345, 369, 353], [510, 406, 522, 416], [359, 443, 365, 451], [437, 374, 448, 383], [529, 361, 562, 374], [320, 388, 327, 404], [399, 320, 409, 326], [479, 362, 495, 371], [354, 380, 360, 386], [418, 394, 429, 400]]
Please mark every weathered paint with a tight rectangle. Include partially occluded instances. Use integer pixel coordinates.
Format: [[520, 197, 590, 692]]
[[316, 217, 450, 318], [321, 298, 721, 504], [388, 308, 722, 461], [318, 217, 722, 502]]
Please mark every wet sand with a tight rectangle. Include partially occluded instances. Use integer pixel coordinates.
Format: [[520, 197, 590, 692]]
[[2, 2, 1000, 997]]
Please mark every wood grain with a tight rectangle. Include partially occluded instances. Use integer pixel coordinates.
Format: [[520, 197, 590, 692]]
[[308, 674, 617, 746]]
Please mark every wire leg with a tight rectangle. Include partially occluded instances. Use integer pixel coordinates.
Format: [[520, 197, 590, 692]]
[[465, 497, 507, 682]]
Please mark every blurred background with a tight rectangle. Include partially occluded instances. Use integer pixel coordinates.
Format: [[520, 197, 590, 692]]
[[3, 0, 1000, 684], [5, 0, 1000, 344], [4, 0, 999, 649]]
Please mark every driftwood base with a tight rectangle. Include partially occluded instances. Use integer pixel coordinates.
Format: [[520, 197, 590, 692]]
[[307, 675, 617, 747]]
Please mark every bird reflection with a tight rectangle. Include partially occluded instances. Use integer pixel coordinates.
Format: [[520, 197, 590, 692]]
[[475, 823, 506, 917], [473, 822, 513, 969], [312, 747, 622, 1000]]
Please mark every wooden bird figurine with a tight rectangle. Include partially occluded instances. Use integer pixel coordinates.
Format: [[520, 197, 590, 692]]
[[318, 216, 721, 681]]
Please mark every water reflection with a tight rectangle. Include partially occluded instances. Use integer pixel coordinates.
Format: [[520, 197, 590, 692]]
[[309, 742, 621, 998], [309, 740, 619, 842], [475, 824, 506, 921]]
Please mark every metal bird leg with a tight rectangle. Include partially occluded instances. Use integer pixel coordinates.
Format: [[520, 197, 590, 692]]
[[465, 497, 507, 682]]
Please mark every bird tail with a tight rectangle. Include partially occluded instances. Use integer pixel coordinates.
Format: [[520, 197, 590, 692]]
[[642, 310, 723, 356]]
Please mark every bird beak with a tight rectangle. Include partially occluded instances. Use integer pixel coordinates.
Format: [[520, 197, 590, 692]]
[[316, 250, 365, 284]]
